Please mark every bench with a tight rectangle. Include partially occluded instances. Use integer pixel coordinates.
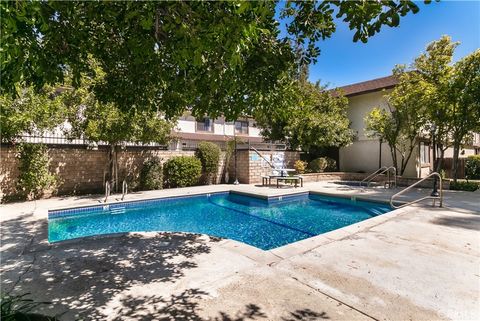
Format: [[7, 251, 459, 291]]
[[261, 175, 271, 186], [276, 176, 303, 188]]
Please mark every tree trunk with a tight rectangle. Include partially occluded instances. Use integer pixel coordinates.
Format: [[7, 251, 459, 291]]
[[452, 142, 461, 182], [389, 144, 398, 175], [435, 145, 446, 173], [400, 143, 416, 176], [109, 144, 118, 192]]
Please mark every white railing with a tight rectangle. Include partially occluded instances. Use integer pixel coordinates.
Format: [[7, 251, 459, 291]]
[[104, 181, 111, 203], [390, 172, 443, 209], [121, 180, 128, 201], [361, 166, 396, 188]]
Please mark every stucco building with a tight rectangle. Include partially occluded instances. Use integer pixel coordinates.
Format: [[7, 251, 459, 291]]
[[337, 75, 480, 178]]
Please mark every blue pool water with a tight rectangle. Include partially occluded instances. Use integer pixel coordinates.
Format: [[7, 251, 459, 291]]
[[48, 192, 391, 250]]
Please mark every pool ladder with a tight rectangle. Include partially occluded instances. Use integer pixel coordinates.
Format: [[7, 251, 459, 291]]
[[104, 180, 128, 203], [390, 172, 443, 209], [361, 166, 396, 188]]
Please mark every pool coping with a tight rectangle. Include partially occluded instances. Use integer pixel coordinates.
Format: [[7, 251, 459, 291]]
[[46, 188, 416, 261]]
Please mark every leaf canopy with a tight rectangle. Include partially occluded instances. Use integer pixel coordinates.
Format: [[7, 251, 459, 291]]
[[1, 0, 428, 118]]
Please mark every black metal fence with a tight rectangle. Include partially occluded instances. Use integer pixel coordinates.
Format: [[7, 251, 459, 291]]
[[8, 134, 287, 152]]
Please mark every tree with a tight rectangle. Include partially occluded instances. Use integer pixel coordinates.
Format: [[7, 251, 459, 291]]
[[0, 86, 66, 143], [365, 68, 428, 175], [1, 1, 428, 119], [255, 80, 353, 152], [412, 36, 480, 181], [60, 70, 173, 191], [449, 50, 480, 181], [412, 36, 458, 174]]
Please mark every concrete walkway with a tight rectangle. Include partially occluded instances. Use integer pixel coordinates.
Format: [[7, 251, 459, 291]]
[[1, 183, 479, 320]]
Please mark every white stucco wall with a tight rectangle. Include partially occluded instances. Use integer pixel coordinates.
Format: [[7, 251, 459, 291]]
[[175, 115, 260, 139], [339, 90, 420, 177], [248, 119, 261, 137], [443, 147, 476, 158], [177, 119, 196, 133]]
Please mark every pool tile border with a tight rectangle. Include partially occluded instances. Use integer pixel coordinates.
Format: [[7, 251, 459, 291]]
[[48, 191, 230, 218]]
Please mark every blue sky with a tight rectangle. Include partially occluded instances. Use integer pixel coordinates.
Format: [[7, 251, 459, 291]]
[[279, 1, 480, 88]]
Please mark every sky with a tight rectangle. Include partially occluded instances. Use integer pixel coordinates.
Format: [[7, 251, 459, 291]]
[[279, 1, 480, 88]]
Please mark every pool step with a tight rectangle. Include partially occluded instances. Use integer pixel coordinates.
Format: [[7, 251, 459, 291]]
[[109, 207, 126, 215]]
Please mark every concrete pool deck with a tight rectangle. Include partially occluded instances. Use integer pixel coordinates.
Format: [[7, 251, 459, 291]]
[[1, 182, 479, 320]]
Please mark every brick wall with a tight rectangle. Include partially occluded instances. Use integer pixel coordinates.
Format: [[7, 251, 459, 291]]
[[0, 145, 228, 200], [230, 150, 301, 184], [300, 172, 449, 189]]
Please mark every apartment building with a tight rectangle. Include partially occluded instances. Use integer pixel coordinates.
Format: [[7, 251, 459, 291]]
[[337, 75, 480, 178], [172, 113, 264, 150]]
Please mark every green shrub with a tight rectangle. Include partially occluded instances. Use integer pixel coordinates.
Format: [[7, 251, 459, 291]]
[[294, 160, 308, 174], [195, 142, 220, 184], [163, 156, 202, 188], [139, 158, 163, 190], [465, 155, 480, 180], [308, 158, 327, 172], [324, 157, 337, 172], [16, 143, 57, 199], [307, 157, 336, 173], [1, 292, 59, 321], [449, 181, 479, 192]]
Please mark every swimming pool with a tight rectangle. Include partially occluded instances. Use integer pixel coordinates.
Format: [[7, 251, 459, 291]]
[[48, 192, 392, 250]]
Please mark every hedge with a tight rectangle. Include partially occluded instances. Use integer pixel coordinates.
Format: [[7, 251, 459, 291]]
[[139, 158, 163, 190], [449, 181, 479, 192], [465, 155, 480, 180], [195, 141, 221, 184], [163, 156, 202, 188], [308, 157, 336, 173]]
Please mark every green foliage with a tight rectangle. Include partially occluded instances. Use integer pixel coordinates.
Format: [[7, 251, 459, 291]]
[[2, 1, 425, 118], [308, 158, 327, 172], [449, 181, 479, 192], [308, 157, 336, 173], [163, 156, 202, 188], [385, 36, 480, 180], [61, 66, 173, 146], [365, 66, 430, 175], [294, 160, 307, 174], [256, 81, 354, 152], [0, 86, 65, 143], [1, 1, 293, 119], [139, 158, 163, 190], [465, 155, 480, 180], [324, 157, 337, 172], [16, 143, 57, 200], [1, 293, 58, 321], [195, 142, 221, 185]]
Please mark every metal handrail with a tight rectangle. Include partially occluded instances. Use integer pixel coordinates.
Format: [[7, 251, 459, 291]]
[[361, 166, 396, 187], [104, 181, 111, 203], [361, 166, 387, 184], [383, 166, 397, 188], [390, 172, 443, 209], [250, 146, 275, 169], [121, 180, 128, 201]]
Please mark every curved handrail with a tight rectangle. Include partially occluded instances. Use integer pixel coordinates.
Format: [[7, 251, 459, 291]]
[[361, 166, 387, 184], [390, 172, 443, 209], [104, 181, 111, 203], [385, 166, 397, 188], [121, 180, 128, 201], [362, 166, 396, 188]]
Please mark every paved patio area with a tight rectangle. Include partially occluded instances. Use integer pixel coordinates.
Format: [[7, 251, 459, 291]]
[[1, 182, 479, 320]]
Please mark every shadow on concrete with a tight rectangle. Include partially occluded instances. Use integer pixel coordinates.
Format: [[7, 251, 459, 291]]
[[0, 214, 329, 320], [281, 308, 330, 320], [110, 290, 267, 321], [0, 213, 214, 319], [430, 215, 480, 231]]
